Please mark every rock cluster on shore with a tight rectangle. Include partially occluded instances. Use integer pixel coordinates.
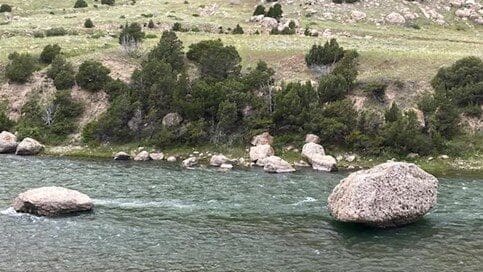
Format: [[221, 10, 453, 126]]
[[0, 131, 44, 156]]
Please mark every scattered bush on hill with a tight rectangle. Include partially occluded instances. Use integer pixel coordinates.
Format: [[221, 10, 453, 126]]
[[266, 3, 283, 21], [45, 27, 68, 37], [0, 103, 14, 132], [84, 18, 94, 28], [119, 22, 145, 52], [40, 44, 61, 64], [16, 90, 83, 144], [74, 0, 88, 8], [187, 39, 241, 81], [5, 52, 38, 83], [76, 60, 111, 91], [233, 24, 244, 34], [0, 4, 12, 12], [305, 38, 345, 66], [253, 5, 265, 16], [101, 0, 115, 6]]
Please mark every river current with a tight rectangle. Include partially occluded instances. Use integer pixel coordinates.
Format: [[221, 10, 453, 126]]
[[0, 155, 481, 271]]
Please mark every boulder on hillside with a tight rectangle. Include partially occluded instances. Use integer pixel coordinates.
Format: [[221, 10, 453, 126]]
[[149, 152, 164, 161], [249, 144, 275, 162], [0, 131, 18, 154], [327, 162, 438, 228], [162, 112, 183, 128], [182, 157, 198, 168], [15, 138, 44, 156], [13, 186, 94, 216], [261, 156, 296, 173], [351, 10, 366, 21], [385, 12, 406, 24], [210, 154, 230, 167], [114, 151, 131, 160], [305, 134, 320, 144], [251, 132, 274, 146], [261, 17, 278, 28], [455, 8, 471, 18], [134, 151, 151, 161]]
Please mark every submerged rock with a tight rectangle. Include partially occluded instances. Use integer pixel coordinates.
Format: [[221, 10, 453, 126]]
[[0, 131, 18, 154], [15, 138, 44, 156], [134, 151, 151, 161], [13, 186, 93, 216], [114, 152, 131, 161], [182, 157, 198, 168], [327, 162, 438, 228], [261, 156, 296, 173], [249, 144, 275, 162]]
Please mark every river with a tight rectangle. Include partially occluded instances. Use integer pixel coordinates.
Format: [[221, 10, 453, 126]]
[[0, 155, 481, 271]]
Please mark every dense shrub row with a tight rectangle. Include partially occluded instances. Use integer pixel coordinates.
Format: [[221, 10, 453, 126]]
[[253, 3, 283, 21], [2, 27, 479, 155]]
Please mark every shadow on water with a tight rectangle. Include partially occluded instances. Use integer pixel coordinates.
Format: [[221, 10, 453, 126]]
[[329, 217, 440, 246]]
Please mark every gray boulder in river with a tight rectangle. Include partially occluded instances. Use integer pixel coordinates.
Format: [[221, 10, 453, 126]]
[[0, 131, 18, 153], [327, 162, 438, 228], [13, 186, 94, 216], [15, 137, 44, 155]]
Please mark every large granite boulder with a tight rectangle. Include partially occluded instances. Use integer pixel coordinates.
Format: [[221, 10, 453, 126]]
[[13, 186, 94, 216], [328, 162, 438, 228], [249, 144, 275, 162], [251, 132, 274, 146], [114, 151, 131, 160], [385, 12, 406, 24], [134, 151, 151, 161], [210, 154, 230, 167], [302, 143, 337, 172], [261, 156, 296, 173], [15, 138, 44, 156], [0, 131, 18, 153]]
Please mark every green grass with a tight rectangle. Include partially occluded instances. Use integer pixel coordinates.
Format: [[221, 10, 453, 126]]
[[0, 0, 481, 85]]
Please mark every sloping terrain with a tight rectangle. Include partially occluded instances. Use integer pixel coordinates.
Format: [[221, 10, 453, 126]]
[[0, 0, 481, 130]]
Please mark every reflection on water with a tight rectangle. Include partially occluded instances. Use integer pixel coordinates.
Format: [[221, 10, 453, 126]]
[[0, 155, 481, 271]]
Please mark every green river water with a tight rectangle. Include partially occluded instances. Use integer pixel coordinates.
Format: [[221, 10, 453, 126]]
[[0, 155, 481, 271]]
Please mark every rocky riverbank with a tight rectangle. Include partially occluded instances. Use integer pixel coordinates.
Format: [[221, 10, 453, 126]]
[[1, 130, 481, 177]]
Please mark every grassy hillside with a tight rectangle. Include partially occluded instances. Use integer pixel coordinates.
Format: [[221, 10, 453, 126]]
[[0, 0, 481, 84]]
